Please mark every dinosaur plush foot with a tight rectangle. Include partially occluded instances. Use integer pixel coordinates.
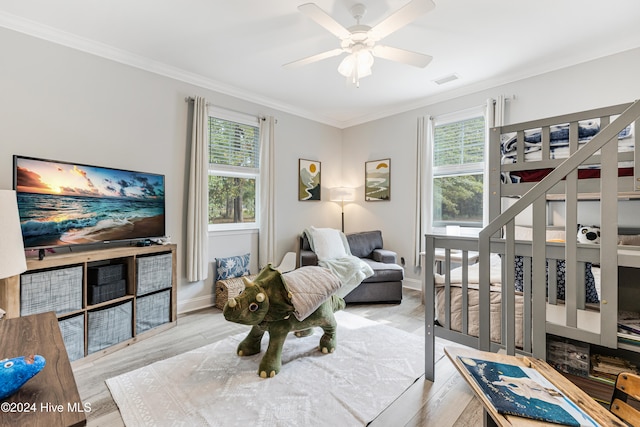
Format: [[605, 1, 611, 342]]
[[236, 327, 264, 356], [237, 341, 261, 357], [259, 369, 277, 378], [294, 328, 314, 338], [318, 333, 337, 354], [258, 359, 281, 378]]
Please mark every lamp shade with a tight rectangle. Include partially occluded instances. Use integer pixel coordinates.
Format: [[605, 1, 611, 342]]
[[0, 190, 27, 279], [330, 187, 356, 202]]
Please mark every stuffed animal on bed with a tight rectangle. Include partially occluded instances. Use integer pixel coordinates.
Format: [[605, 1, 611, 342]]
[[577, 225, 600, 244], [223, 264, 344, 378]]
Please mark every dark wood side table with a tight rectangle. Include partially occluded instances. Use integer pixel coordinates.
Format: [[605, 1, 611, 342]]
[[0, 311, 86, 427]]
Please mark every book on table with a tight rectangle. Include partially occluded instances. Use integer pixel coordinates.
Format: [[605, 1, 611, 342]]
[[457, 357, 598, 427]]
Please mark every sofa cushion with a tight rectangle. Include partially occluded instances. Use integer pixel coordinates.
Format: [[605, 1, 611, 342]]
[[347, 230, 383, 258], [360, 259, 404, 283], [372, 249, 397, 264]]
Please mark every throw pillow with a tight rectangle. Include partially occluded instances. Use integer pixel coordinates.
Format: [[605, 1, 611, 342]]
[[216, 253, 250, 281], [308, 227, 347, 260]]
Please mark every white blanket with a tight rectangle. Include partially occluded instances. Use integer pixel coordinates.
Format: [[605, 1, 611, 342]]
[[304, 227, 374, 298]]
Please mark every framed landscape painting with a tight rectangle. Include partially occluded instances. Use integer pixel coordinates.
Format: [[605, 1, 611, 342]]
[[299, 159, 321, 201], [365, 159, 390, 201]]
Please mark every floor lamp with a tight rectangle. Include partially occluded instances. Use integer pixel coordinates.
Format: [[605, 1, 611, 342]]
[[0, 190, 28, 319], [330, 187, 356, 232]]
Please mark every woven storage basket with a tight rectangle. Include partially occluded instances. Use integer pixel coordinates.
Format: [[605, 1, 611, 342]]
[[87, 300, 133, 354], [136, 253, 173, 296], [136, 289, 171, 334], [215, 275, 257, 310], [21, 265, 83, 316], [58, 313, 85, 362]]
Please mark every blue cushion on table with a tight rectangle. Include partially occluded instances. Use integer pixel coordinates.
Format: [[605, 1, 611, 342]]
[[215, 253, 250, 281]]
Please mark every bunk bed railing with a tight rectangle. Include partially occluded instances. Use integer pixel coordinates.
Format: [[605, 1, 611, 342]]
[[477, 99, 640, 359]]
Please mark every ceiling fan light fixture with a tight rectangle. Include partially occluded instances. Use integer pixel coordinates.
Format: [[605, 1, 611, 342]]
[[289, 1, 435, 86], [337, 54, 355, 77], [338, 49, 374, 78]]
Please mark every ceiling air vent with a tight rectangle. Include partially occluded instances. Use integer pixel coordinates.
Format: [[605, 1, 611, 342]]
[[433, 73, 459, 85]]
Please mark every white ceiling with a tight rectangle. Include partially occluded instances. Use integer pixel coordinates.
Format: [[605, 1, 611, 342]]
[[1, 0, 640, 128]]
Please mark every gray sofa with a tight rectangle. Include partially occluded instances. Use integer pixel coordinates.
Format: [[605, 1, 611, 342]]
[[298, 230, 404, 304]]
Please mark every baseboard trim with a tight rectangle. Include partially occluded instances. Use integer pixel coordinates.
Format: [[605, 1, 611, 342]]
[[402, 277, 422, 291], [177, 295, 215, 315]]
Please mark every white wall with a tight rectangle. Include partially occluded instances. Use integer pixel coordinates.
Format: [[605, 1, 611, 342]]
[[342, 47, 640, 290], [0, 28, 343, 313], [4, 24, 640, 308]]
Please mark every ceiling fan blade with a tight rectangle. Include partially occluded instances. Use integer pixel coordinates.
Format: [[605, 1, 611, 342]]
[[298, 3, 351, 39], [372, 45, 433, 68], [283, 48, 345, 69], [370, 0, 435, 40]]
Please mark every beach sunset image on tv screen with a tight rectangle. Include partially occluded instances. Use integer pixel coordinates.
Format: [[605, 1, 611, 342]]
[[14, 156, 166, 249]]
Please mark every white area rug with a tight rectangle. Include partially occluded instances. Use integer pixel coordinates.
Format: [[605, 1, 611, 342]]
[[106, 311, 425, 426]]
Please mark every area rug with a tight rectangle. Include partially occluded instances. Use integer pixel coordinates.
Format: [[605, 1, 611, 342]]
[[106, 311, 425, 426]]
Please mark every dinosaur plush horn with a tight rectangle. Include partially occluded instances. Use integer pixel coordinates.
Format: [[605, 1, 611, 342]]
[[242, 276, 255, 288]]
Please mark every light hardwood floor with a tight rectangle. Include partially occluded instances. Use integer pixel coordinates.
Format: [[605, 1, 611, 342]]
[[73, 288, 482, 426]]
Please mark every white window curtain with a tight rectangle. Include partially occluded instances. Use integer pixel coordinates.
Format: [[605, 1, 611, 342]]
[[414, 98, 505, 266], [186, 96, 209, 282], [484, 96, 505, 225], [490, 95, 506, 128], [259, 116, 276, 268], [414, 115, 432, 268]]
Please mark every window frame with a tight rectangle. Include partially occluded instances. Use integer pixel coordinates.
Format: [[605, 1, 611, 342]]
[[429, 106, 488, 234], [207, 107, 260, 232]]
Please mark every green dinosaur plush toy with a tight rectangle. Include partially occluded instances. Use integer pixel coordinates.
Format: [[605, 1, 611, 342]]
[[223, 264, 345, 378]]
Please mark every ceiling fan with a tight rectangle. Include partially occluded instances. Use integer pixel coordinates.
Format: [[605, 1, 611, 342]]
[[284, 0, 435, 86]]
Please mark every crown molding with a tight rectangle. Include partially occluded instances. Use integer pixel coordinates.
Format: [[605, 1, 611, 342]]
[[339, 43, 640, 128], [0, 11, 344, 129], [2, 11, 639, 130]]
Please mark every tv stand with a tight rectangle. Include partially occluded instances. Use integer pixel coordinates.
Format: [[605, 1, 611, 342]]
[[0, 244, 177, 364], [0, 312, 86, 426]]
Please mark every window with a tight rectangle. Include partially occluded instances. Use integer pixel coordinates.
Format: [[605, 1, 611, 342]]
[[432, 113, 486, 229], [208, 108, 260, 230]]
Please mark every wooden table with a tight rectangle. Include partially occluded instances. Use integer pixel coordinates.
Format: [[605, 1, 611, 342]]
[[0, 311, 86, 427], [445, 346, 625, 427]]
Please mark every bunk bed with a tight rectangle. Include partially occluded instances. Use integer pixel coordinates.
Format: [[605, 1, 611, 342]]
[[424, 100, 640, 383]]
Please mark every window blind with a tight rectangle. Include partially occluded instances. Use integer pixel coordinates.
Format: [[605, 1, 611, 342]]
[[434, 116, 484, 169], [208, 117, 260, 169]]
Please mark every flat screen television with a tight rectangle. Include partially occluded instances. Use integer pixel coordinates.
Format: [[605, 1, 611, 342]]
[[14, 155, 166, 250]]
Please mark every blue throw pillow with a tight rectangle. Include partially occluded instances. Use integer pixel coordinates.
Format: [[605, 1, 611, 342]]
[[215, 253, 250, 281]]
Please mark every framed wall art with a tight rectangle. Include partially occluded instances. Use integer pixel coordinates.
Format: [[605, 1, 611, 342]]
[[298, 159, 321, 201], [365, 158, 390, 201]]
